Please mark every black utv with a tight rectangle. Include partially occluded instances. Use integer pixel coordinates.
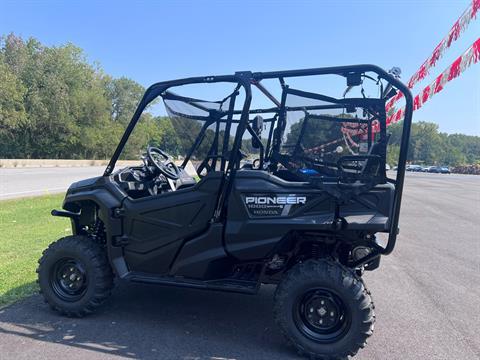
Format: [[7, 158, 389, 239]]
[[38, 65, 413, 359]]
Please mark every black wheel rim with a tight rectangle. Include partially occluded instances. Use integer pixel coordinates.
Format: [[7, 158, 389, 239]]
[[50, 258, 88, 302], [293, 288, 351, 343]]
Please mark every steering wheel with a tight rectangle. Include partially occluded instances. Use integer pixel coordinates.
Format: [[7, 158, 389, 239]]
[[146, 146, 180, 180]]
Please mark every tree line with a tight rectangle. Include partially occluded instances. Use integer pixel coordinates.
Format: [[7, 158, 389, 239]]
[[1, 33, 479, 166], [0, 33, 176, 160], [386, 121, 480, 166]]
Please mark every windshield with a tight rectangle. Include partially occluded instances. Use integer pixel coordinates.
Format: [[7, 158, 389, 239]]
[[116, 81, 246, 175], [279, 86, 382, 172]]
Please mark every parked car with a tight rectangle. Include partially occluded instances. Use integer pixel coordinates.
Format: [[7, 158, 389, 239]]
[[440, 167, 451, 174], [427, 166, 443, 173], [407, 164, 423, 172]]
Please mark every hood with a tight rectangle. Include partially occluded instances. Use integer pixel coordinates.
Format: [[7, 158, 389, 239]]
[[68, 176, 102, 192]]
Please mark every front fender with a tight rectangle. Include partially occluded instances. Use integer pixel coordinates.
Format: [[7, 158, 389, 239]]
[[63, 188, 123, 235], [59, 179, 129, 278]]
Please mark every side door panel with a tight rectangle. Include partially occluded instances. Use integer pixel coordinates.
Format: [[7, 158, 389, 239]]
[[121, 172, 223, 274]]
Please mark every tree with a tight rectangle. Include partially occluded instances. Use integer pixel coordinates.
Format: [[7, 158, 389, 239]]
[[105, 77, 145, 125], [0, 61, 27, 156], [0, 33, 154, 160]]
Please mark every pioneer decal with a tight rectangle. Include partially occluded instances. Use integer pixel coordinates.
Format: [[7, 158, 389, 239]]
[[243, 194, 308, 217], [245, 196, 306, 205]]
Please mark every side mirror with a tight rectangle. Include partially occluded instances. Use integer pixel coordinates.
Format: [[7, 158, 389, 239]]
[[252, 115, 263, 136], [251, 116, 263, 149]]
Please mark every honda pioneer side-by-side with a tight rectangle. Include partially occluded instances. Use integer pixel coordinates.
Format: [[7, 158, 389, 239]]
[[37, 65, 413, 359]]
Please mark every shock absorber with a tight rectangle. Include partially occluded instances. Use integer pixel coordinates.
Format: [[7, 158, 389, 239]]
[[311, 243, 321, 259], [91, 219, 106, 244]]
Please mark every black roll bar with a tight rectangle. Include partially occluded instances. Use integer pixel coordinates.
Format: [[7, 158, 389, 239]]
[[103, 65, 413, 255], [253, 64, 413, 255]]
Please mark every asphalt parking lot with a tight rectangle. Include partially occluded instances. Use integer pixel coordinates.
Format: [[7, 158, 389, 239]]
[[0, 171, 479, 359]]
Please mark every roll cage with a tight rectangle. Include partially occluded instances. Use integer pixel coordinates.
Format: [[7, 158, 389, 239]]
[[104, 64, 413, 256]]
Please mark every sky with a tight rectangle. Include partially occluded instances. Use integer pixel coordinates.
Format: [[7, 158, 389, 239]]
[[1, 0, 479, 135]]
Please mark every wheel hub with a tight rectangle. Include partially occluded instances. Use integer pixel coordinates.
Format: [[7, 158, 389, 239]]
[[51, 258, 88, 301], [294, 288, 351, 343], [304, 295, 341, 330]]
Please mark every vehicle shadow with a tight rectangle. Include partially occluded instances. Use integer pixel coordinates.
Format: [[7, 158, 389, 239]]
[[0, 281, 38, 308], [0, 281, 300, 359]]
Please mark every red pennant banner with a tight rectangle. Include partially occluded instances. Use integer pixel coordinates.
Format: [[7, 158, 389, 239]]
[[339, 0, 479, 153], [434, 74, 444, 94], [386, 38, 480, 126], [473, 0, 480, 18], [386, 0, 479, 111], [448, 56, 462, 81]]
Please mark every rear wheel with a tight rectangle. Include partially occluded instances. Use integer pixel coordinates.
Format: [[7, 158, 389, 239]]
[[37, 235, 114, 317], [274, 259, 374, 359]]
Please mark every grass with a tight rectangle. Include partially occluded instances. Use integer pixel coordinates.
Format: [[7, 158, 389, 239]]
[[0, 193, 71, 307]]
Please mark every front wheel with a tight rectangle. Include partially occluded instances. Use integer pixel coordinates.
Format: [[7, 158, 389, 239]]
[[274, 259, 375, 359], [37, 235, 114, 317]]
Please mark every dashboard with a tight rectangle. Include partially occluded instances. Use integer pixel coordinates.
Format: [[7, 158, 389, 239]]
[[114, 165, 197, 199]]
